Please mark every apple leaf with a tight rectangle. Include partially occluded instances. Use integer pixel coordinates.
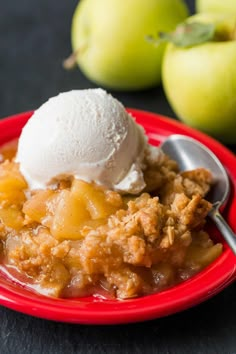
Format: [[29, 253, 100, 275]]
[[147, 22, 216, 48], [162, 22, 215, 47]]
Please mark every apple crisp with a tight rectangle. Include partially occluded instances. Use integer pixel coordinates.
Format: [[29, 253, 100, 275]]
[[0, 141, 222, 299]]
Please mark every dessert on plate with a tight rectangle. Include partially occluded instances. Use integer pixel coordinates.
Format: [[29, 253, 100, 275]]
[[0, 89, 222, 299]]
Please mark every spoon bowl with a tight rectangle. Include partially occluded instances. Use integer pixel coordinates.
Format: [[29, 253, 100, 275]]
[[160, 134, 236, 254]]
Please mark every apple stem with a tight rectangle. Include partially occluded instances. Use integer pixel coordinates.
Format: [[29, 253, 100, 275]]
[[63, 49, 80, 70], [63, 42, 88, 70]]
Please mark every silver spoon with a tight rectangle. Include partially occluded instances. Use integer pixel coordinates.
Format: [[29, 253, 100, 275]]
[[160, 134, 236, 255]]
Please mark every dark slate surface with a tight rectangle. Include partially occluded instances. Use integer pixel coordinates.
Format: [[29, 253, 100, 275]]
[[0, 1, 235, 353]]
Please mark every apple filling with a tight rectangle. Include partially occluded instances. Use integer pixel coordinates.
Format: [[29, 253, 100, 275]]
[[0, 140, 222, 299]]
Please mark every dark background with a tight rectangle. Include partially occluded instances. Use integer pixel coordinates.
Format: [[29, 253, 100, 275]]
[[0, 1, 236, 353]]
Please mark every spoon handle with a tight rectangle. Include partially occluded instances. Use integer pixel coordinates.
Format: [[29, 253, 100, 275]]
[[210, 206, 236, 255]]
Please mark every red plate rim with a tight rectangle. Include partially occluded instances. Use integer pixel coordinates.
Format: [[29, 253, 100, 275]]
[[0, 109, 235, 325]]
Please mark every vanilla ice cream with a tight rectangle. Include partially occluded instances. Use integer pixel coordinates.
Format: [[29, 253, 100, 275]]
[[16, 89, 155, 194]]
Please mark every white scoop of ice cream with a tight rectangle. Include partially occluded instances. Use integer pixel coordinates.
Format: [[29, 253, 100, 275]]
[[16, 89, 149, 194]]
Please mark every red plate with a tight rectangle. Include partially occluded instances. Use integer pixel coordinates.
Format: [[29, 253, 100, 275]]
[[0, 109, 235, 324]]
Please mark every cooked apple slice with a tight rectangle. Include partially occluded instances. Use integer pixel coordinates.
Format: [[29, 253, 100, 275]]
[[71, 180, 121, 219], [23, 190, 56, 224], [0, 207, 24, 230], [51, 189, 90, 240]]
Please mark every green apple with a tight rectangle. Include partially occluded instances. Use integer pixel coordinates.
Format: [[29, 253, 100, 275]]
[[70, 0, 188, 90], [162, 13, 236, 143], [196, 0, 236, 14]]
